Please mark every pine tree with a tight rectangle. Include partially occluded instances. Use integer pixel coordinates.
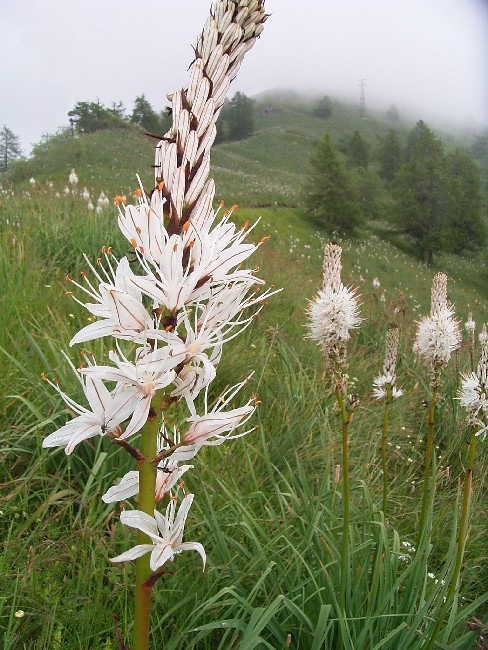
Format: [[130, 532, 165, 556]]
[[304, 134, 362, 235], [346, 130, 369, 168], [0, 125, 22, 171], [445, 148, 486, 254], [385, 104, 400, 123], [315, 95, 333, 118], [131, 95, 164, 135], [393, 123, 448, 265], [376, 129, 402, 181], [226, 92, 255, 141]]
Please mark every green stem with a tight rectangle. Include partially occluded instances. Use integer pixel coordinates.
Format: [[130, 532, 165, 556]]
[[416, 374, 439, 547], [381, 385, 392, 517], [335, 386, 352, 620], [425, 433, 478, 650], [133, 393, 163, 650]]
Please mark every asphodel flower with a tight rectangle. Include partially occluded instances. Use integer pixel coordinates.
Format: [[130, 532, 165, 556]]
[[110, 494, 206, 571], [458, 333, 488, 440], [306, 243, 361, 367], [413, 272, 461, 372], [373, 323, 403, 400]]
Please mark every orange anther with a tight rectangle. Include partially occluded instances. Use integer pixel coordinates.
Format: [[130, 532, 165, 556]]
[[182, 220, 191, 232], [130, 238, 138, 248], [243, 220, 250, 230], [136, 227, 142, 234], [41, 372, 47, 381], [96, 258, 102, 265], [113, 195, 126, 206], [158, 181, 164, 191], [80, 271, 87, 277], [107, 247, 112, 255], [139, 245, 145, 254], [231, 204, 238, 211], [189, 240, 195, 248], [173, 243, 178, 252], [260, 236, 270, 244], [65, 275, 72, 282], [133, 188, 142, 197], [65, 291, 73, 296], [219, 200, 225, 208], [101, 245, 106, 254]]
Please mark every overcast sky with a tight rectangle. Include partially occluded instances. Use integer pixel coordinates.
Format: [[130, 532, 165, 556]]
[[1, 0, 487, 154]]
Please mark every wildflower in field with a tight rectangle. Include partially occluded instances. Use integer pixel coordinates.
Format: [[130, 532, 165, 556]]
[[413, 272, 461, 372], [373, 323, 403, 400], [69, 168, 78, 187], [306, 243, 361, 368], [373, 277, 380, 288], [458, 334, 488, 440], [465, 312, 475, 337], [102, 457, 193, 504], [41, 2, 271, 646], [110, 494, 206, 571], [479, 324, 488, 345], [82, 188, 90, 201], [41, 370, 141, 454], [81, 343, 187, 438], [97, 191, 110, 208]]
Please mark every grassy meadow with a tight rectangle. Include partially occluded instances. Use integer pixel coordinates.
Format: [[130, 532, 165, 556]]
[[1, 95, 487, 648]]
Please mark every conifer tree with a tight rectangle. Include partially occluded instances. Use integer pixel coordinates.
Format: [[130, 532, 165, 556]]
[[226, 92, 255, 141], [0, 125, 22, 171], [304, 134, 362, 235], [376, 129, 402, 181], [315, 95, 333, 118], [394, 123, 447, 265], [346, 130, 369, 168], [445, 148, 487, 254], [130, 95, 165, 135]]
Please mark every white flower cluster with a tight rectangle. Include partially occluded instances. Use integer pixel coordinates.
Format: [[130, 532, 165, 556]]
[[373, 323, 403, 401], [458, 336, 488, 440], [42, 0, 269, 573], [306, 243, 361, 365], [413, 272, 461, 372]]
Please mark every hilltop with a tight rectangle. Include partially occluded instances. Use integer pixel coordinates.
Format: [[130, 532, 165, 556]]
[[3, 90, 485, 206]]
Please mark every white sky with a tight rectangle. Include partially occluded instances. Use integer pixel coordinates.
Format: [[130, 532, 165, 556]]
[[1, 0, 487, 154]]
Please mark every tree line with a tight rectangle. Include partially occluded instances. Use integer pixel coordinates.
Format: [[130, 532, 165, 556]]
[[66, 92, 255, 142], [304, 121, 486, 264], [1, 91, 256, 173]]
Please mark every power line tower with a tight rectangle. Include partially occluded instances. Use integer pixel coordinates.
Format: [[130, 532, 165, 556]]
[[359, 79, 367, 118]]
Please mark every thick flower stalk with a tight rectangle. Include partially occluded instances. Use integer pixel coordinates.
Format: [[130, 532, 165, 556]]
[[373, 323, 402, 516], [306, 242, 362, 633], [41, 3, 270, 649], [414, 273, 461, 545]]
